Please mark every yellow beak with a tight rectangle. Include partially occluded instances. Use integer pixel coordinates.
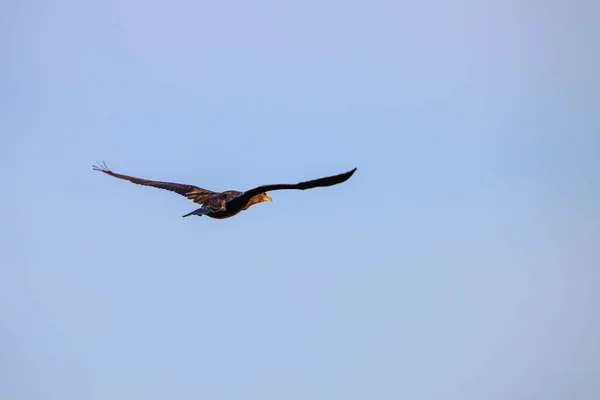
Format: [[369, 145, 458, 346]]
[[265, 195, 272, 202]]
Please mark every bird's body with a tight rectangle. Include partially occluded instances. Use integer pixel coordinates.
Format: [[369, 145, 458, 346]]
[[93, 162, 356, 219]]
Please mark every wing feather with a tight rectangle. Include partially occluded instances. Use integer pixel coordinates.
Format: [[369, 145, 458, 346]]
[[93, 162, 215, 205]]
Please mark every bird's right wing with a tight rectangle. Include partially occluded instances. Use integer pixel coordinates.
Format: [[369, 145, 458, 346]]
[[227, 167, 357, 209], [93, 162, 216, 204]]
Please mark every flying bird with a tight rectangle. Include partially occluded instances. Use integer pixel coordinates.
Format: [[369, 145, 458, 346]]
[[93, 162, 357, 219]]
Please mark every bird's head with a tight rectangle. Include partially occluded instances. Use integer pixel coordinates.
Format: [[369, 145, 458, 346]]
[[245, 192, 272, 209], [257, 193, 272, 203]]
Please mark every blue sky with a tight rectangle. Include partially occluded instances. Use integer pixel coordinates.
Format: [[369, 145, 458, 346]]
[[1, 1, 599, 399]]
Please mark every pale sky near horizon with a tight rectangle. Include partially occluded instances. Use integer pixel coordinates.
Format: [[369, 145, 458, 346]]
[[1, 1, 599, 399]]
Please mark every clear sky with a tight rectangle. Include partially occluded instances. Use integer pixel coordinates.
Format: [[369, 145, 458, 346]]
[[1, 1, 599, 399]]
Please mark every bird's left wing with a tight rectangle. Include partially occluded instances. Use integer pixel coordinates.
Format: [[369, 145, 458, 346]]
[[93, 162, 216, 204]]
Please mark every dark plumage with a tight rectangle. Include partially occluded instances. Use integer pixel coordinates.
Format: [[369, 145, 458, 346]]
[[93, 162, 357, 219]]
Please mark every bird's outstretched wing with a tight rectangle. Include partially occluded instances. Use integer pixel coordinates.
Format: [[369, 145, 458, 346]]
[[93, 162, 216, 204], [227, 167, 357, 208]]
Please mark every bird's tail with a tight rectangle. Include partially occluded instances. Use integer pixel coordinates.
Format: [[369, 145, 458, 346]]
[[182, 207, 212, 218]]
